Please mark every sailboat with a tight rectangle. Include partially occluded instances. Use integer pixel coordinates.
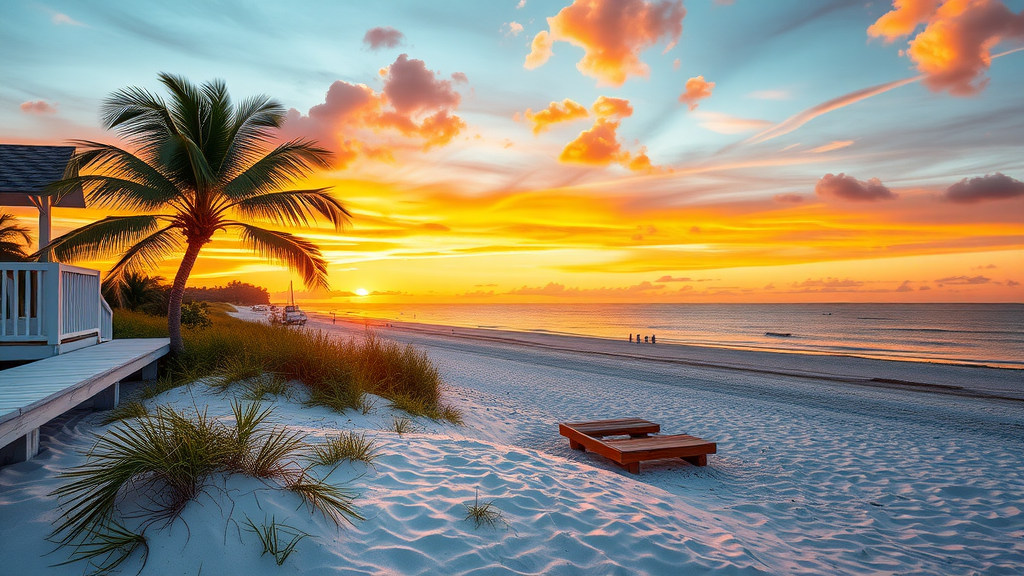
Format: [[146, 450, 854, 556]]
[[281, 280, 308, 326]]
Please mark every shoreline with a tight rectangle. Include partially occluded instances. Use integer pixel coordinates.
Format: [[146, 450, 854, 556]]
[[293, 311, 1024, 403]]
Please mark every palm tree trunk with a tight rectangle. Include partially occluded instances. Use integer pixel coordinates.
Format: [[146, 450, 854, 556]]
[[167, 241, 203, 354]]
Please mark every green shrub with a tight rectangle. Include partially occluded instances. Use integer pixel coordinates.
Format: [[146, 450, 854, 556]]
[[180, 301, 212, 330], [310, 432, 377, 467]]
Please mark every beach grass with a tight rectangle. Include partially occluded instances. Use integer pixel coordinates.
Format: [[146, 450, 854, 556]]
[[464, 490, 504, 530], [244, 516, 311, 566], [99, 400, 149, 425], [310, 432, 378, 467], [52, 401, 360, 572], [113, 306, 461, 424], [390, 416, 415, 436]]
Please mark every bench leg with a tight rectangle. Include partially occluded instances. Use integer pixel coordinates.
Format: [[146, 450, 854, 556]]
[[682, 454, 708, 467], [625, 462, 640, 474], [0, 429, 40, 465], [569, 439, 585, 451], [92, 381, 120, 410]]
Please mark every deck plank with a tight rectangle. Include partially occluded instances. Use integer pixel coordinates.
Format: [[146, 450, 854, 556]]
[[0, 339, 169, 450]]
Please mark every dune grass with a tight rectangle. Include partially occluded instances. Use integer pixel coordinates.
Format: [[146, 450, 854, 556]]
[[464, 490, 505, 530], [52, 401, 359, 573], [390, 416, 415, 437], [310, 432, 378, 467], [99, 400, 148, 425], [115, 306, 461, 424], [244, 516, 311, 566]]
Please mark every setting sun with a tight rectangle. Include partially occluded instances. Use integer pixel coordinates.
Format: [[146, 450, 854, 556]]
[[355, 288, 370, 297]]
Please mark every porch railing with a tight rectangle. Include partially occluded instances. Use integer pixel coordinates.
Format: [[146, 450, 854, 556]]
[[1, 262, 112, 348]]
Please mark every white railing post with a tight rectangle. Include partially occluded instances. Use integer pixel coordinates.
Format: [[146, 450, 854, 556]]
[[47, 263, 61, 346]]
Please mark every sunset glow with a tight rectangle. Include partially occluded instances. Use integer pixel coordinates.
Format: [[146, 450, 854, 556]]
[[2, 0, 1022, 303]]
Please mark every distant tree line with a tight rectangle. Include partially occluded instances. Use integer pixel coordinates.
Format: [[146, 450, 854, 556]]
[[103, 274, 270, 315]]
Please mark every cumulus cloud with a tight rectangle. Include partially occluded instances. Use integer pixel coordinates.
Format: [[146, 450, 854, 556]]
[[935, 274, 991, 284], [895, 280, 915, 292], [560, 118, 625, 166], [363, 26, 405, 50], [809, 140, 855, 153], [282, 54, 467, 166], [943, 172, 1024, 203], [524, 30, 554, 69], [523, 98, 590, 134], [525, 0, 686, 86], [679, 75, 714, 110], [591, 96, 633, 118], [868, 0, 1024, 95], [1008, 280, 1021, 287], [774, 193, 804, 204], [20, 101, 57, 114], [502, 21, 524, 37], [815, 173, 897, 202], [517, 0, 526, 8]]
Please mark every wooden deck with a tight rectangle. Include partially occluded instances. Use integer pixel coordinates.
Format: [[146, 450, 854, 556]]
[[560, 418, 717, 474], [0, 338, 169, 465]]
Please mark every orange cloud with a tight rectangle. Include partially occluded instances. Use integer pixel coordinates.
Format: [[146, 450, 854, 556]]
[[592, 96, 633, 119], [944, 172, 1024, 203], [524, 99, 590, 134], [20, 101, 58, 114], [869, 0, 1024, 95], [559, 114, 655, 173], [679, 76, 714, 110], [283, 54, 467, 166], [524, 30, 553, 69], [868, 0, 943, 40], [502, 21, 524, 37], [525, 0, 686, 86]]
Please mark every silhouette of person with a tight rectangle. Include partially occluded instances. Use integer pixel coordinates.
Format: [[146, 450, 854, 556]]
[[651, 335, 656, 344], [636, 333, 641, 343], [629, 334, 633, 342], [644, 336, 649, 343]]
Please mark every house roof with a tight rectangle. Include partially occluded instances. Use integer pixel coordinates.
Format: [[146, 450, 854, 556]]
[[0, 144, 86, 208]]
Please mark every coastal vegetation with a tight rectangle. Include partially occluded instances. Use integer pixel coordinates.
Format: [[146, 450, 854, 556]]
[[0, 213, 33, 261], [113, 305, 461, 423], [52, 401, 360, 573], [40, 73, 350, 354]]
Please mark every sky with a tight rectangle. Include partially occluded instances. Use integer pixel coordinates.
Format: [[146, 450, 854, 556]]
[[1, 0, 1023, 303]]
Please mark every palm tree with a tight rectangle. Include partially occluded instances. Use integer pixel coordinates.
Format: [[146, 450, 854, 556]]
[[0, 213, 33, 261], [102, 272, 167, 314], [40, 73, 350, 353]]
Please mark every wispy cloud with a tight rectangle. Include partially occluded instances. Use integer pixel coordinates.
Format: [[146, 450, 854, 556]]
[[695, 111, 772, 134], [809, 140, 854, 153]]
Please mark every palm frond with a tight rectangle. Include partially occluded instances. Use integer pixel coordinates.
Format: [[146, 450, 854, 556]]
[[100, 86, 177, 157], [227, 223, 329, 290], [218, 94, 286, 179], [37, 215, 166, 264], [0, 213, 33, 246], [222, 140, 332, 201], [54, 141, 179, 208], [158, 73, 208, 148], [199, 78, 234, 175], [103, 226, 182, 286], [229, 189, 350, 230]]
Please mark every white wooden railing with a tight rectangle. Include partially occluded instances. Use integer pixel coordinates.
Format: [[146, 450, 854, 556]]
[[1, 263, 112, 353]]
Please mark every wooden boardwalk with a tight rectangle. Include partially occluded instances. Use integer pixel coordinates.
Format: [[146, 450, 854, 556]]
[[0, 338, 169, 464]]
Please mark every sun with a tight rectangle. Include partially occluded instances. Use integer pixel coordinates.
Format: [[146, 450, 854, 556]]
[[355, 288, 370, 296]]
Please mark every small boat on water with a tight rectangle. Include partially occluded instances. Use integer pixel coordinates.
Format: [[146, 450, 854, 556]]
[[279, 281, 307, 326], [765, 332, 792, 337]]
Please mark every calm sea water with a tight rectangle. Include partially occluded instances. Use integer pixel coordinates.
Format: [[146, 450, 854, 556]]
[[307, 303, 1024, 369]]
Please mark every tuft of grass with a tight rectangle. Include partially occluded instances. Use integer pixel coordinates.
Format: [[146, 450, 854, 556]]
[[464, 490, 505, 530], [287, 470, 364, 527], [210, 355, 266, 391], [51, 521, 148, 575], [112, 310, 168, 339], [100, 400, 148, 425], [310, 432, 377, 467], [389, 417, 415, 437], [439, 404, 464, 426], [356, 393, 376, 415], [51, 401, 358, 571], [244, 516, 311, 566], [242, 373, 291, 402]]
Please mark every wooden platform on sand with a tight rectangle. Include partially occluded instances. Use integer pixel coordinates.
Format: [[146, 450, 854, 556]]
[[0, 338, 169, 465], [559, 418, 716, 474]]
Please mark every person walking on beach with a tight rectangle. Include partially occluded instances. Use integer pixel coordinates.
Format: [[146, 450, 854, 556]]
[[644, 336, 649, 343], [629, 334, 633, 342], [636, 333, 641, 343], [651, 335, 656, 344]]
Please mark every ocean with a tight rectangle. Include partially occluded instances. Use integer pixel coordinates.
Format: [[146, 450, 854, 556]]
[[308, 303, 1024, 369]]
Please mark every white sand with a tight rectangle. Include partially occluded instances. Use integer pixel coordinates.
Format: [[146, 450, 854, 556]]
[[1, 309, 1022, 575]]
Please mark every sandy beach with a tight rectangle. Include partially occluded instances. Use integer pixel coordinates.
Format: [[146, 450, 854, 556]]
[[1, 309, 1022, 574]]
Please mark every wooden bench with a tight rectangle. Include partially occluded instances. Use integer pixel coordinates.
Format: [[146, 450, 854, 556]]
[[559, 418, 716, 474]]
